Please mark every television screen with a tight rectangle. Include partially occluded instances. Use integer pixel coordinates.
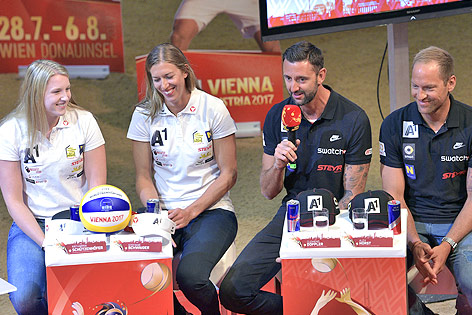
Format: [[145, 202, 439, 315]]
[[260, 0, 472, 41]]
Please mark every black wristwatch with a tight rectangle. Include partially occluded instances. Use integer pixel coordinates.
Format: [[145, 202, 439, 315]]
[[442, 237, 457, 251]]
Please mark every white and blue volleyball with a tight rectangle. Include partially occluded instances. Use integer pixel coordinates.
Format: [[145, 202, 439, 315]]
[[79, 185, 132, 233]]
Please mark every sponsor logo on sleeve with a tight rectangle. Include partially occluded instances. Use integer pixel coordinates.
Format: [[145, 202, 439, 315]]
[[403, 121, 418, 138], [403, 143, 415, 160], [404, 164, 416, 180], [205, 130, 212, 142], [379, 141, 386, 157]]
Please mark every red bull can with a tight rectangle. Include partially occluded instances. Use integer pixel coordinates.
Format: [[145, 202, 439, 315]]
[[287, 199, 300, 232], [388, 200, 401, 235], [70, 204, 80, 221], [146, 199, 160, 214]]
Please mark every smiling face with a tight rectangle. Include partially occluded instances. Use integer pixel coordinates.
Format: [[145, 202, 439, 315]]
[[150, 62, 190, 111], [44, 74, 71, 127], [411, 61, 455, 118], [283, 60, 323, 107]]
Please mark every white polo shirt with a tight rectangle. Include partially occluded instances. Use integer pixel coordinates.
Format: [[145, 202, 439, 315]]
[[0, 109, 105, 219], [127, 89, 236, 212]]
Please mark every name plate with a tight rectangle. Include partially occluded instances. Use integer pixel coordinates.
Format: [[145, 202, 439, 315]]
[[110, 234, 162, 252], [56, 234, 107, 254], [345, 230, 394, 247], [292, 232, 341, 248]]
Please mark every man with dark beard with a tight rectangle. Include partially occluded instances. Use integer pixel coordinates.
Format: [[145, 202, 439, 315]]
[[219, 41, 372, 314]]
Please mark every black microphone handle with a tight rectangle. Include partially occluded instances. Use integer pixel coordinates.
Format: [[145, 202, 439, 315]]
[[287, 129, 297, 145], [287, 128, 297, 171]]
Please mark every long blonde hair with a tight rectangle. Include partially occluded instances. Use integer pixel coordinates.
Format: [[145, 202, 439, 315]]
[[1, 59, 82, 148], [137, 43, 199, 118]]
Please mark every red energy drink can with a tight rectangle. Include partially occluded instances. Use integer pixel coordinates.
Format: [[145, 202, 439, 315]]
[[70, 204, 80, 221], [388, 200, 401, 235], [146, 199, 160, 214], [287, 199, 300, 232]]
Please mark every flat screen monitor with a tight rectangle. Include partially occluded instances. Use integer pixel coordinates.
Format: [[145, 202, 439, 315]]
[[260, 0, 472, 41]]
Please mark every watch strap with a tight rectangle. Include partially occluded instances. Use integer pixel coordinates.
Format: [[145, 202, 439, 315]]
[[442, 236, 457, 250]]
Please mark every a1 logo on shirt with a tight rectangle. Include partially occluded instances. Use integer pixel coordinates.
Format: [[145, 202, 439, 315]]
[[307, 195, 323, 211], [364, 198, 380, 214]]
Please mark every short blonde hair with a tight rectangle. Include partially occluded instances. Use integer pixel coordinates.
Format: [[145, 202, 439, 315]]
[[413, 46, 454, 84]]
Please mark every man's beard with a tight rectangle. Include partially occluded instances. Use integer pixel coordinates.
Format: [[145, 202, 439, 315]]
[[291, 89, 316, 106]]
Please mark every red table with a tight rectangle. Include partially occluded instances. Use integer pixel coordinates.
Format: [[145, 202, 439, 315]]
[[280, 209, 408, 315]]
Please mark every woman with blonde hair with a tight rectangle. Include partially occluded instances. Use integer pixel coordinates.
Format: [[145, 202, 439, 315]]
[[0, 59, 106, 314], [127, 43, 237, 315]]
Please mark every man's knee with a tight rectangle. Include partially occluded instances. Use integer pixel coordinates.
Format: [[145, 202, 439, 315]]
[[219, 269, 251, 311], [170, 19, 199, 50]]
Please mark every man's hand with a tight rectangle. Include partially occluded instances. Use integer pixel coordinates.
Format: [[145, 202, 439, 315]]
[[273, 139, 300, 170], [411, 241, 438, 285], [426, 242, 451, 284]]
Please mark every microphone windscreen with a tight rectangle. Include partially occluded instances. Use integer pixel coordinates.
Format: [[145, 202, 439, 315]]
[[281, 105, 302, 128]]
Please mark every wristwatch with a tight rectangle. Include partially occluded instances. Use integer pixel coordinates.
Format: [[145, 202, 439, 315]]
[[442, 236, 457, 250]]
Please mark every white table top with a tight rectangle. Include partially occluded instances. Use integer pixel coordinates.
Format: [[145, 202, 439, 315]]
[[280, 209, 407, 259]]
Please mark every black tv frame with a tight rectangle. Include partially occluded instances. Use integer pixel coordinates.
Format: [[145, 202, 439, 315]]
[[260, 0, 472, 41]]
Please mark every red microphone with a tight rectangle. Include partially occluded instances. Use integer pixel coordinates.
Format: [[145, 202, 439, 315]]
[[281, 105, 301, 171]]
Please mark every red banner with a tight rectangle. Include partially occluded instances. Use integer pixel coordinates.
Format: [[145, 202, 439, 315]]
[[0, 0, 124, 73], [136, 51, 284, 128]]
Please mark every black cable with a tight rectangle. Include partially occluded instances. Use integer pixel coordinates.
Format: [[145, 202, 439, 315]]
[[377, 41, 388, 120]]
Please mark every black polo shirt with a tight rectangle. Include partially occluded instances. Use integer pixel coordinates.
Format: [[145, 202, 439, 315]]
[[263, 85, 372, 203], [379, 95, 472, 223]]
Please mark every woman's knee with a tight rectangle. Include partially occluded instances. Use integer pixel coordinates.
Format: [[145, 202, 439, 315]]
[[175, 261, 209, 292]]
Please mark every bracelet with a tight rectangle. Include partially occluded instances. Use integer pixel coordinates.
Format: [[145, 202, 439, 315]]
[[409, 240, 422, 252]]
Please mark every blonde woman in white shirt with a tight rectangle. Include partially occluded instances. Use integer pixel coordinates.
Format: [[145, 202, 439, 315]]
[[127, 43, 237, 315], [0, 59, 106, 314]]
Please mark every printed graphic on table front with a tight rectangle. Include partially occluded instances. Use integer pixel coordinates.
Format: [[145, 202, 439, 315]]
[[281, 258, 406, 314], [46, 259, 173, 314]]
